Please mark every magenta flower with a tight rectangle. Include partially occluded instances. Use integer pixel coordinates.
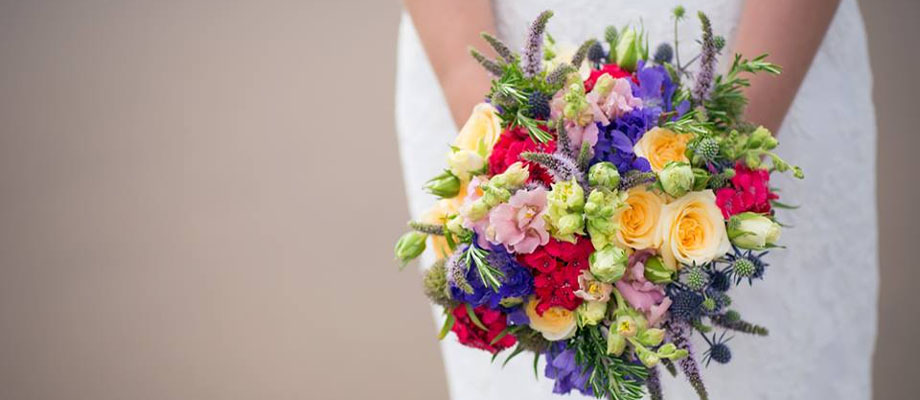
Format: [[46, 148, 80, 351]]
[[487, 187, 550, 254]]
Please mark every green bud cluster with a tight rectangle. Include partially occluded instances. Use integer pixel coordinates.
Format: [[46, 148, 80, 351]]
[[684, 266, 709, 291]]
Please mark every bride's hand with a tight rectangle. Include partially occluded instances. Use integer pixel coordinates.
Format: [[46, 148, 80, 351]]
[[733, 0, 841, 133], [404, 0, 497, 128]]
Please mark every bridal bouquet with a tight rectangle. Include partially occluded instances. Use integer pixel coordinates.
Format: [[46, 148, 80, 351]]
[[395, 7, 801, 400]]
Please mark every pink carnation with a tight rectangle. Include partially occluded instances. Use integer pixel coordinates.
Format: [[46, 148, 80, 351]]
[[487, 188, 550, 254]]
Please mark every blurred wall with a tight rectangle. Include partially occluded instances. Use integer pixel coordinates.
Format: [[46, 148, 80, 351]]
[[860, 1, 920, 399], [0, 1, 916, 399]]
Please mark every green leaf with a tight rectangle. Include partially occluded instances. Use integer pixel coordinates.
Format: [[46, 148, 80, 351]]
[[465, 303, 488, 331], [489, 326, 514, 346], [437, 312, 455, 340], [533, 352, 541, 380], [502, 344, 526, 368]]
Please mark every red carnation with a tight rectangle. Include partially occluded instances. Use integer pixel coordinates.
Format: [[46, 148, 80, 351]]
[[715, 162, 779, 219], [584, 63, 633, 92], [518, 237, 594, 315], [451, 304, 516, 354], [488, 126, 556, 186]]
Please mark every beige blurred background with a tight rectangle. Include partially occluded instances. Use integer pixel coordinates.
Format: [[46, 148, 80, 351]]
[[0, 1, 916, 399]]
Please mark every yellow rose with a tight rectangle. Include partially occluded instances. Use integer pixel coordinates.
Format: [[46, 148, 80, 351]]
[[656, 190, 731, 269], [525, 297, 577, 341], [616, 187, 665, 250], [453, 103, 502, 156], [421, 197, 463, 258], [633, 127, 692, 172]]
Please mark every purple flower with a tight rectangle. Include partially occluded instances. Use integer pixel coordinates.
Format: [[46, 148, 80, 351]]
[[449, 244, 534, 311], [591, 107, 659, 174], [544, 342, 594, 396]]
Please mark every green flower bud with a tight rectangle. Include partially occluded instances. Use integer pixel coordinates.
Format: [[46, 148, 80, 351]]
[[394, 231, 427, 267], [637, 345, 661, 368], [590, 246, 628, 283], [585, 189, 627, 250], [643, 256, 673, 283], [658, 161, 694, 198], [749, 126, 773, 149], [616, 314, 639, 337], [606, 331, 626, 356], [424, 170, 461, 198], [489, 161, 529, 189], [637, 328, 665, 347], [588, 161, 621, 189], [615, 29, 640, 71], [657, 342, 678, 357], [556, 214, 584, 238], [692, 167, 711, 191], [576, 301, 608, 327], [727, 212, 781, 250]]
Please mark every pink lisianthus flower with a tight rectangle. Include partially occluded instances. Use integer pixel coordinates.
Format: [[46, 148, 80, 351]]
[[487, 187, 550, 254], [588, 77, 643, 126], [615, 249, 671, 326]]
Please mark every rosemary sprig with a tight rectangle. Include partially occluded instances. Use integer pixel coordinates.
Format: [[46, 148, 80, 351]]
[[463, 242, 505, 292]]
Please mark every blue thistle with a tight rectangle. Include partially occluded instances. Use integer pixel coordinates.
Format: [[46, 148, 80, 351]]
[[725, 246, 769, 285], [654, 43, 673, 64], [587, 41, 606, 66], [702, 331, 733, 366], [527, 91, 551, 120]]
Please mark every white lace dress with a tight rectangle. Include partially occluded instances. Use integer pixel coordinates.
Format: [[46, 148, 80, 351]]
[[395, 1, 877, 399]]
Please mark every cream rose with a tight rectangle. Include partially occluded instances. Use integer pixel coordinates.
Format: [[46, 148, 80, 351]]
[[656, 190, 731, 269], [525, 297, 577, 341], [633, 127, 692, 172], [615, 187, 665, 250], [453, 103, 502, 155]]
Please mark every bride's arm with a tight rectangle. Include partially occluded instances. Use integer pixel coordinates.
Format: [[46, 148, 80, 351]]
[[732, 0, 841, 132], [404, 0, 497, 127]]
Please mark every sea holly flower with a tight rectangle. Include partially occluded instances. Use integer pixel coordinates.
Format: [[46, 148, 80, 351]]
[[727, 212, 781, 250], [658, 161, 694, 197], [545, 178, 586, 243], [584, 189, 628, 250], [487, 187, 550, 254]]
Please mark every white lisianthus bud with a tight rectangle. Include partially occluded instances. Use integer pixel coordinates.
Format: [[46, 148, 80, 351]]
[[727, 212, 781, 250]]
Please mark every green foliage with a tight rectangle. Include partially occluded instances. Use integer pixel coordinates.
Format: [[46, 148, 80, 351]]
[[704, 54, 782, 130], [463, 241, 505, 292], [570, 326, 649, 400]]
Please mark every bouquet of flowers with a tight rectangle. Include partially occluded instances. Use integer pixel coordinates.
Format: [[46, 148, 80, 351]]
[[395, 7, 802, 400]]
